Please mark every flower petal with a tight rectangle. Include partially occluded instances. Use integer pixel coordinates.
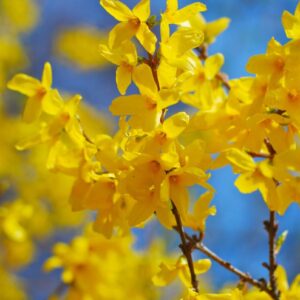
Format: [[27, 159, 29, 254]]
[[133, 63, 157, 96], [133, 0, 150, 22], [110, 94, 149, 115], [42, 62, 52, 88], [136, 22, 157, 54], [108, 22, 137, 49], [100, 0, 134, 21], [116, 64, 132, 95], [7, 74, 40, 97]]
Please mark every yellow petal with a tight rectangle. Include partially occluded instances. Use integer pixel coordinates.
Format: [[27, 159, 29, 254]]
[[291, 274, 300, 291], [152, 262, 178, 286], [275, 265, 289, 293], [128, 199, 155, 226], [62, 269, 74, 283], [116, 64, 132, 95], [22, 94, 42, 123], [43, 257, 62, 272], [206, 18, 230, 43], [122, 40, 138, 65], [205, 53, 224, 79], [99, 44, 122, 65], [160, 17, 170, 42], [193, 259, 211, 274], [169, 2, 206, 24], [133, 63, 157, 96], [69, 178, 91, 211], [157, 59, 177, 88], [156, 203, 175, 229], [136, 22, 157, 54], [85, 180, 115, 210], [42, 62, 52, 88], [108, 22, 137, 49], [100, 0, 134, 21], [110, 94, 149, 115], [235, 173, 259, 194], [133, 0, 150, 22], [162, 112, 189, 139], [7, 74, 40, 97], [163, 28, 203, 58], [93, 210, 114, 238], [166, 0, 178, 12], [226, 148, 256, 172], [246, 54, 274, 75], [41, 89, 64, 116], [282, 9, 300, 40], [188, 191, 216, 231]]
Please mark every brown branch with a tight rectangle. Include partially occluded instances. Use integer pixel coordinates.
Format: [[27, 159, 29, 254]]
[[247, 151, 271, 159], [195, 243, 270, 291], [216, 72, 231, 91], [171, 201, 199, 292], [147, 53, 160, 91], [184, 234, 276, 299], [263, 211, 279, 300], [264, 138, 276, 160]]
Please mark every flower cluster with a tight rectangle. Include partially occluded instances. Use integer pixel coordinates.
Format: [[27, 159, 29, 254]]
[[6, 0, 300, 299]]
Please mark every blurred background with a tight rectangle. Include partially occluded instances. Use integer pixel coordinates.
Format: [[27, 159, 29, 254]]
[[1, 0, 300, 299]]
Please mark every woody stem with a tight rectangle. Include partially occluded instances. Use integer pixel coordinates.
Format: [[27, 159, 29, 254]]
[[171, 201, 199, 292]]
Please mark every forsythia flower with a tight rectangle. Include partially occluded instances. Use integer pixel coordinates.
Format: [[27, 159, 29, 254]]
[[100, 0, 157, 54], [7, 62, 61, 123], [152, 256, 211, 288], [44, 228, 163, 300], [99, 40, 138, 94], [282, 2, 300, 40], [55, 26, 108, 70]]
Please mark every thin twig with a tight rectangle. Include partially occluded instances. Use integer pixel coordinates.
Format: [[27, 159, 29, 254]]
[[171, 201, 199, 292], [147, 53, 160, 91], [184, 234, 275, 299], [195, 243, 269, 292], [247, 151, 271, 159], [263, 211, 279, 299]]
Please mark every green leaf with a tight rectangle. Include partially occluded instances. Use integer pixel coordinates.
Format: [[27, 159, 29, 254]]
[[275, 230, 288, 255]]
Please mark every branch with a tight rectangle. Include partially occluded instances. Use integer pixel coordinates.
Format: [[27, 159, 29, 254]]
[[247, 151, 272, 159], [184, 234, 276, 299], [147, 53, 160, 91], [263, 211, 280, 300], [171, 201, 199, 292]]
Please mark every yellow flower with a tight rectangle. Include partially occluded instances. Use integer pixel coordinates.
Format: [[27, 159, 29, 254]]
[[55, 26, 108, 70], [181, 14, 230, 44], [226, 148, 289, 214], [179, 52, 225, 110], [246, 38, 287, 87], [275, 265, 300, 299], [162, 0, 206, 26], [1, 0, 39, 32], [110, 63, 179, 131], [282, 2, 300, 40], [99, 40, 137, 94], [7, 62, 61, 123], [16, 94, 83, 150], [100, 0, 157, 54], [153, 256, 211, 288], [44, 228, 162, 299]]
